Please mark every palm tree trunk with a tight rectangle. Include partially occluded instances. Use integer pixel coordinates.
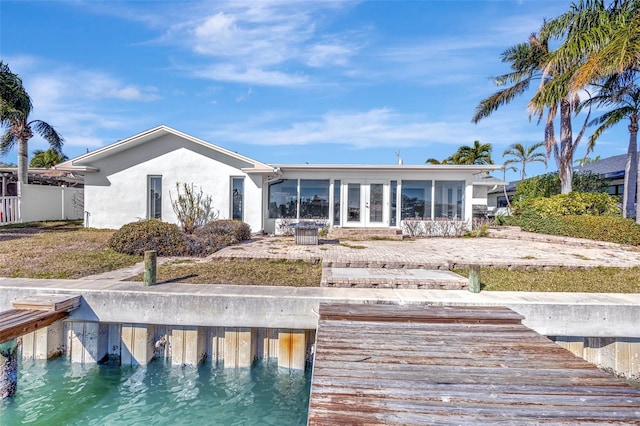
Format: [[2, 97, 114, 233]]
[[17, 138, 28, 184], [623, 115, 638, 219], [628, 114, 640, 224], [559, 98, 574, 194]]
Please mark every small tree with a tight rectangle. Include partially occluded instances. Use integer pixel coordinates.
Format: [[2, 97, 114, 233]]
[[170, 183, 219, 234]]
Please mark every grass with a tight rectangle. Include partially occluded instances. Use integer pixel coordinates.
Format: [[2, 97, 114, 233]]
[[455, 267, 640, 293], [0, 220, 139, 279], [133, 258, 322, 287], [2, 221, 639, 292], [339, 242, 367, 249]]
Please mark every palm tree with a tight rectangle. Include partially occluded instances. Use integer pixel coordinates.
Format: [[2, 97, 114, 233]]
[[449, 140, 493, 165], [0, 61, 63, 184], [501, 164, 517, 210], [574, 155, 601, 166], [502, 142, 547, 181], [541, 0, 639, 220], [29, 148, 68, 168], [472, 33, 588, 193], [580, 74, 640, 218], [425, 158, 451, 165], [555, 0, 640, 91]]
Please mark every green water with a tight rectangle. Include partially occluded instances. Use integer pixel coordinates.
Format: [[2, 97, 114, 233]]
[[0, 358, 311, 425]]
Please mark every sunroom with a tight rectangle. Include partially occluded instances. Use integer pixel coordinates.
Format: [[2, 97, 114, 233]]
[[263, 164, 501, 235]]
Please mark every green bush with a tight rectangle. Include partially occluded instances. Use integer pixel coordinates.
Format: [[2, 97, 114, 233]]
[[108, 219, 189, 256], [515, 212, 640, 245], [514, 171, 610, 202], [187, 220, 251, 256], [512, 192, 620, 217], [515, 173, 561, 200]]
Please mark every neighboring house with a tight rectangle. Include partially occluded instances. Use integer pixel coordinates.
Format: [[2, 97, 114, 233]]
[[487, 153, 629, 212], [0, 167, 84, 224], [56, 125, 502, 234], [574, 154, 627, 198]]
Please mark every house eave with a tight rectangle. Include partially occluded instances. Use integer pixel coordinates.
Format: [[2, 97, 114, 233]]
[[57, 125, 273, 172], [270, 164, 503, 173]]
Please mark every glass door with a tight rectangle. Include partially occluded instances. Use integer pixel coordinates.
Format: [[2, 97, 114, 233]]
[[346, 183, 362, 225], [343, 180, 388, 227], [367, 183, 384, 225]]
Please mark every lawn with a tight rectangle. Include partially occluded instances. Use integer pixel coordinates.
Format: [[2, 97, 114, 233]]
[[132, 258, 322, 287], [455, 267, 640, 293], [0, 220, 139, 279]]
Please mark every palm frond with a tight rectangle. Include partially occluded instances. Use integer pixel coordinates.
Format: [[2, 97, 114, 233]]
[[0, 130, 16, 156], [30, 120, 64, 152]]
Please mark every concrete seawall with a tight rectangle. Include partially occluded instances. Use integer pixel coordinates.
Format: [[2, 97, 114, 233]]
[[1, 278, 638, 378]]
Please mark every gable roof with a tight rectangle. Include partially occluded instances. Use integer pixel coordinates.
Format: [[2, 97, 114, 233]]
[[55, 125, 274, 173], [575, 154, 626, 179]]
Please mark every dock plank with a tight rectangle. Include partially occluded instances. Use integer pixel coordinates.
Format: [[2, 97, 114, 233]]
[[11, 294, 81, 312], [307, 303, 640, 425]]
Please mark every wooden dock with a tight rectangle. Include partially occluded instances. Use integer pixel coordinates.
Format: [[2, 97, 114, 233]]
[[0, 294, 80, 343], [308, 304, 640, 425]]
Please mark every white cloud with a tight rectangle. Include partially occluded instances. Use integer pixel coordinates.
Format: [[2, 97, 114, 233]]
[[151, 1, 360, 87], [206, 108, 543, 150], [192, 64, 308, 86], [5, 58, 161, 155]]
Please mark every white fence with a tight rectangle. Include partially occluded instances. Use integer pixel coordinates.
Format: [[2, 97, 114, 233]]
[[0, 184, 84, 225], [0, 196, 19, 224]]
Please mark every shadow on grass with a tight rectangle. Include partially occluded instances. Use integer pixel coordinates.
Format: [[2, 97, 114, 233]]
[[158, 274, 199, 284]]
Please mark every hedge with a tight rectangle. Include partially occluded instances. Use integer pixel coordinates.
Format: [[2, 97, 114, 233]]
[[512, 192, 620, 217], [516, 212, 640, 245]]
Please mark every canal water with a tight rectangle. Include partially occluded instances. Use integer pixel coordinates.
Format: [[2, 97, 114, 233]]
[[1, 358, 311, 425]]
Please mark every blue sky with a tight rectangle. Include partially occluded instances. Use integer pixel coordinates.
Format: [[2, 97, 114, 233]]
[[0, 0, 630, 181]]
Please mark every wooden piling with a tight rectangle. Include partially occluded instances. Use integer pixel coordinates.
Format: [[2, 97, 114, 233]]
[[0, 339, 18, 399], [468, 264, 481, 293], [144, 250, 157, 286]]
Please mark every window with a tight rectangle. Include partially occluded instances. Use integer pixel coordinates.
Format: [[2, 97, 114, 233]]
[[401, 180, 432, 219], [148, 176, 162, 219], [347, 183, 361, 222], [497, 196, 511, 208], [390, 180, 397, 226], [300, 179, 330, 219], [231, 177, 244, 220], [268, 179, 298, 218], [333, 180, 341, 225], [435, 180, 464, 219]]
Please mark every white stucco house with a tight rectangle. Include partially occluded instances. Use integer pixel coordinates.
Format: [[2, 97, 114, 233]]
[[56, 125, 503, 234]]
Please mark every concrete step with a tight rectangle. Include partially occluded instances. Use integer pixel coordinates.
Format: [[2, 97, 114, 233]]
[[321, 267, 468, 290], [328, 227, 403, 241]]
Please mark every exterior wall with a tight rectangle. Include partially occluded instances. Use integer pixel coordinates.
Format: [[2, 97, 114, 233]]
[[19, 184, 83, 222], [264, 169, 478, 234], [472, 185, 488, 207], [83, 134, 263, 231]]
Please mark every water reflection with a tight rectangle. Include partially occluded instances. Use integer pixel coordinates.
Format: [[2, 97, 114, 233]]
[[1, 358, 310, 426]]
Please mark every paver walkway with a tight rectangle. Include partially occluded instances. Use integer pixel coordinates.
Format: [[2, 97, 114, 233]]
[[209, 231, 640, 269], [83, 228, 640, 285]]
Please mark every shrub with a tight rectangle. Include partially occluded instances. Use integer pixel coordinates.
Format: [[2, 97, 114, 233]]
[[170, 183, 219, 234], [515, 173, 561, 200], [187, 220, 251, 256], [514, 171, 610, 202], [515, 212, 640, 245], [109, 219, 189, 256], [513, 192, 620, 217]]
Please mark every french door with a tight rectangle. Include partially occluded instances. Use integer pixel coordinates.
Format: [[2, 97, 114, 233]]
[[344, 180, 388, 227]]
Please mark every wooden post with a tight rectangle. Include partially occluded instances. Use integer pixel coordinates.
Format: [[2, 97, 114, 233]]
[[468, 264, 481, 293], [0, 339, 18, 400], [144, 250, 157, 286]]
